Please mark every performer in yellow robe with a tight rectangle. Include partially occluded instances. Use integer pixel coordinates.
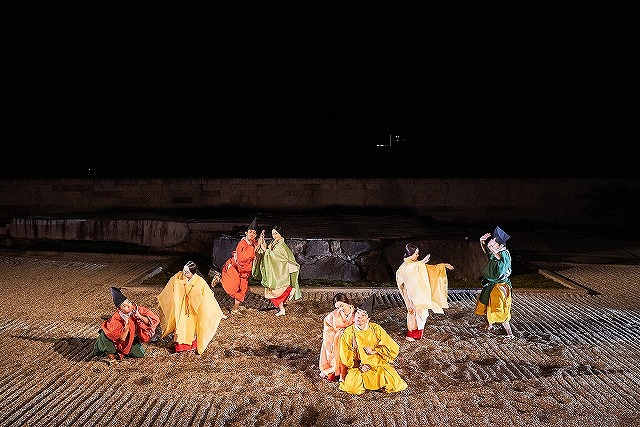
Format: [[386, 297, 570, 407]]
[[339, 295, 407, 395], [396, 243, 454, 341], [157, 260, 225, 354]]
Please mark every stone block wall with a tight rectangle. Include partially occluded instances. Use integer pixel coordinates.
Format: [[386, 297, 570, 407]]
[[1, 177, 639, 227]]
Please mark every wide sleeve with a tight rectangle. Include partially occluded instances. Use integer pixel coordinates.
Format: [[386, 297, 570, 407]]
[[157, 272, 181, 337], [483, 249, 512, 284], [284, 244, 301, 299], [101, 312, 125, 343], [319, 311, 337, 372], [191, 276, 225, 354], [426, 263, 449, 309], [395, 263, 405, 289], [236, 239, 257, 274], [371, 323, 400, 364], [339, 327, 358, 369], [136, 306, 160, 342], [251, 245, 265, 281], [396, 262, 410, 304]]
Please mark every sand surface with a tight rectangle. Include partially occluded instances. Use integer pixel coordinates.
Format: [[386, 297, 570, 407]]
[[0, 250, 639, 427]]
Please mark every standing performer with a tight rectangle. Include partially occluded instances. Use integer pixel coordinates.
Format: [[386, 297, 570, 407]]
[[396, 243, 454, 341], [474, 226, 514, 338], [220, 217, 259, 314], [252, 225, 301, 316], [157, 260, 226, 354], [93, 287, 160, 366]]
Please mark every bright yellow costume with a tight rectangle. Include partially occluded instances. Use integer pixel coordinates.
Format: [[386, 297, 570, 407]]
[[339, 322, 408, 394]]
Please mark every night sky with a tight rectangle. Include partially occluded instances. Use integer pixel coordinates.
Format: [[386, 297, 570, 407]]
[[3, 6, 638, 179]]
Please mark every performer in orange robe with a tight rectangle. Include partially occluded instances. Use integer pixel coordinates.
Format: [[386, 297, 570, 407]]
[[93, 287, 160, 365], [221, 217, 259, 314]]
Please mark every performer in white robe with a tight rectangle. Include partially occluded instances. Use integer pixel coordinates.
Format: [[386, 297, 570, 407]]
[[396, 243, 454, 341]]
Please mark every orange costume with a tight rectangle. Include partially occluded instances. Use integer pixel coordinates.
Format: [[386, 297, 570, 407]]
[[221, 236, 258, 303], [97, 305, 159, 360]]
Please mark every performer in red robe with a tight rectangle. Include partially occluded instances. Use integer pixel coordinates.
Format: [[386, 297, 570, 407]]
[[93, 287, 160, 366], [220, 217, 259, 314]]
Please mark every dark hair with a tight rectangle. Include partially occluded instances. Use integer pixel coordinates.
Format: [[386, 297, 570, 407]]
[[273, 225, 284, 235], [185, 260, 203, 278], [333, 293, 350, 305], [404, 243, 418, 258]]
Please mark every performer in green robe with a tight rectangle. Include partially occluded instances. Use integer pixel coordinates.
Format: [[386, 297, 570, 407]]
[[474, 226, 514, 337], [339, 295, 408, 394], [252, 225, 301, 316]]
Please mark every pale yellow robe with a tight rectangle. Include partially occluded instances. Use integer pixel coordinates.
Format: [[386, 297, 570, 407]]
[[396, 259, 450, 331], [157, 271, 224, 354]]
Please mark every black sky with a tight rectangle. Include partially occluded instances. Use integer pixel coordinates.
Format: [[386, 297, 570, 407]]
[[3, 5, 639, 178]]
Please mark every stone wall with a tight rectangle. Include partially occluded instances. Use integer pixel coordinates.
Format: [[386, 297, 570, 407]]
[[3, 177, 638, 282], [1, 177, 638, 228]]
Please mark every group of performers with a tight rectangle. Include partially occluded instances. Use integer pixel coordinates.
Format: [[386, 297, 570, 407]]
[[318, 225, 513, 394], [220, 217, 301, 317], [93, 217, 303, 361], [93, 218, 513, 395]]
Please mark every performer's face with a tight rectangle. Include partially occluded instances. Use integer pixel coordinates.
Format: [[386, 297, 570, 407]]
[[335, 301, 350, 312], [183, 266, 193, 279], [247, 229, 257, 239], [487, 238, 503, 253], [119, 300, 134, 314], [354, 309, 369, 327], [271, 229, 281, 240]]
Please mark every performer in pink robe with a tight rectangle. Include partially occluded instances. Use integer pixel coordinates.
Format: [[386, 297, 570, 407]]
[[319, 293, 355, 382]]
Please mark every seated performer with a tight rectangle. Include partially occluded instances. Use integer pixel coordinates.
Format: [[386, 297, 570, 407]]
[[93, 286, 160, 366], [338, 295, 408, 394], [319, 293, 355, 382]]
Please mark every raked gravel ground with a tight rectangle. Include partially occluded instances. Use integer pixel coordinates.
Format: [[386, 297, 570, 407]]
[[0, 249, 638, 427]]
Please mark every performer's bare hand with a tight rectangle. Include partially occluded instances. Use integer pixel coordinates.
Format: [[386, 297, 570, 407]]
[[363, 346, 377, 356], [444, 263, 454, 270], [480, 232, 491, 243], [359, 364, 371, 372]]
